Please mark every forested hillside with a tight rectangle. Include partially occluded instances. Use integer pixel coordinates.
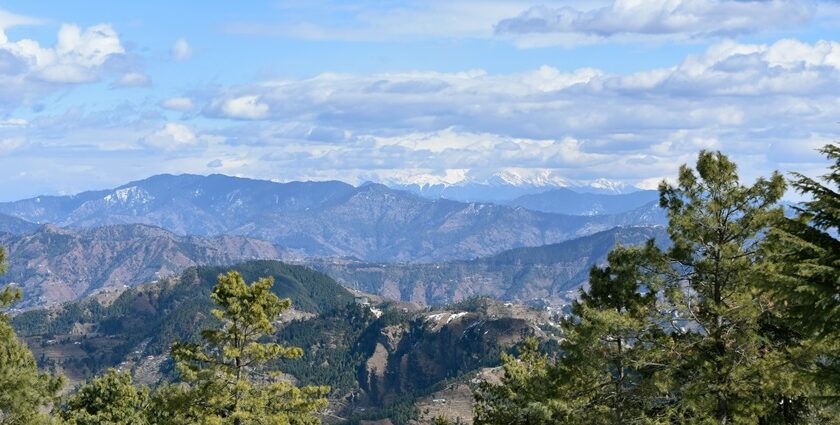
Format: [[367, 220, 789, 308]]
[[10, 261, 549, 424]]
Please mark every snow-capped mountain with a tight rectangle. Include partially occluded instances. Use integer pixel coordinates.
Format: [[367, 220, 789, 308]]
[[385, 169, 633, 203]]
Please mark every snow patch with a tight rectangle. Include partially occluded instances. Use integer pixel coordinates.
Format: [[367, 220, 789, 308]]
[[104, 186, 154, 206]]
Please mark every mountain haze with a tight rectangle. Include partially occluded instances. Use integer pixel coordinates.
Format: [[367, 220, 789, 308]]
[[0, 174, 666, 262], [0, 223, 287, 308], [308, 226, 669, 306], [508, 188, 659, 215]]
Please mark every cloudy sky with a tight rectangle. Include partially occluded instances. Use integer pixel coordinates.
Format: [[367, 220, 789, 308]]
[[0, 0, 837, 200]]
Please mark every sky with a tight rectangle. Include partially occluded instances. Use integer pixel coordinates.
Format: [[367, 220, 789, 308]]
[[0, 0, 838, 200]]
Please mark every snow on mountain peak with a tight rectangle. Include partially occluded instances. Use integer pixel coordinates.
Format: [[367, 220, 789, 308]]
[[490, 168, 571, 187], [103, 186, 154, 206], [589, 178, 627, 194]]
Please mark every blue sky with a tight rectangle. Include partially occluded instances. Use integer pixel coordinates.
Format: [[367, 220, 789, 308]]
[[0, 0, 838, 200]]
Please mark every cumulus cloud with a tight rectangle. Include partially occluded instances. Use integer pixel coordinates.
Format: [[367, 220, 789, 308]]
[[160, 96, 195, 111], [2, 30, 835, 197], [0, 21, 126, 111], [172, 38, 191, 61], [189, 38, 840, 187], [496, 0, 816, 44], [140, 123, 198, 151], [212, 95, 270, 120]]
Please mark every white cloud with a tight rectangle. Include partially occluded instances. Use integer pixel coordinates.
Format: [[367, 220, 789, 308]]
[[160, 97, 195, 111], [112, 72, 151, 88], [0, 9, 42, 35], [0, 118, 27, 127], [140, 123, 198, 151], [2, 32, 835, 198], [189, 38, 839, 187], [217, 95, 270, 120], [0, 22, 126, 110], [495, 0, 816, 44], [635, 176, 675, 191], [172, 38, 191, 61]]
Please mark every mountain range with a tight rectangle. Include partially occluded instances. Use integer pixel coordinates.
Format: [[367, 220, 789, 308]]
[[307, 226, 668, 307], [388, 171, 634, 204], [0, 223, 287, 309], [507, 188, 660, 215], [0, 174, 666, 262]]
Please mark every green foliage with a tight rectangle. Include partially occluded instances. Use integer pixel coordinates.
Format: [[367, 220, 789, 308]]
[[59, 369, 148, 425], [473, 150, 840, 424], [274, 303, 375, 393], [473, 337, 555, 424], [657, 150, 787, 422], [11, 261, 355, 378], [0, 249, 64, 425], [152, 271, 329, 425], [759, 144, 840, 420]]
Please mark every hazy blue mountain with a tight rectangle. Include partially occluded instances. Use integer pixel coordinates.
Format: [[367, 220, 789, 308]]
[[389, 182, 555, 203], [387, 170, 634, 203], [0, 174, 666, 262], [306, 225, 669, 307], [0, 223, 288, 308], [0, 213, 38, 235], [507, 188, 659, 215]]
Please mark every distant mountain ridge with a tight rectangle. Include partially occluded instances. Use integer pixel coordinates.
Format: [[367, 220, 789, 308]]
[[0, 174, 666, 262], [0, 223, 288, 308], [386, 169, 636, 203], [0, 213, 39, 235], [507, 188, 660, 215], [307, 226, 669, 307]]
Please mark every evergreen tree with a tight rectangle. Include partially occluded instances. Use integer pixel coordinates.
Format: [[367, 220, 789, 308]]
[[759, 144, 840, 422], [475, 150, 791, 424], [658, 150, 786, 423], [59, 369, 148, 425], [553, 243, 671, 424], [149, 271, 329, 425], [475, 244, 672, 425], [473, 337, 553, 424], [0, 248, 64, 425]]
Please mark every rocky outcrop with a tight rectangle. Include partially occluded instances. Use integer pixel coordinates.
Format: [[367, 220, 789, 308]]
[[359, 308, 541, 405]]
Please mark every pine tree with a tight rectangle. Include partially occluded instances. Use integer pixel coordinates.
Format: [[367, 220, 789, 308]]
[[474, 244, 672, 425], [149, 271, 329, 425], [59, 369, 148, 425], [553, 243, 672, 424], [0, 248, 64, 425], [658, 150, 786, 423], [473, 337, 554, 424], [759, 143, 840, 422], [474, 150, 790, 424]]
